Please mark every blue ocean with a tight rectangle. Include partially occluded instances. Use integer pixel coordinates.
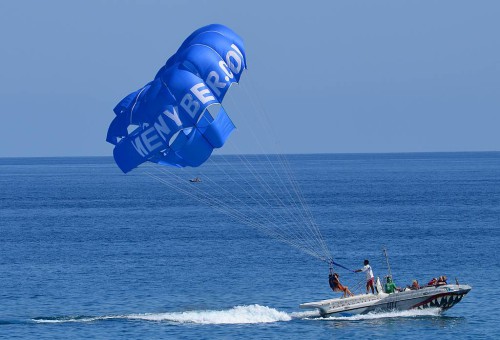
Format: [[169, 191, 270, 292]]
[[1, 152, 499, 339]]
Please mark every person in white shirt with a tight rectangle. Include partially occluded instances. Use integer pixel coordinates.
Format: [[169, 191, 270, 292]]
[[355, 259, 375, 294]]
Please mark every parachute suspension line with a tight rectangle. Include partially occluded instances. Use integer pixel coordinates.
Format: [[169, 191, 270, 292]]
[[212, 140, 322, 259], [154, 171, 328, 258], [213, 160, 319, 260], [188, 158, 322, 258], [145, 166, 330, 262], [219, 97, 331, 261], [226, 84, 331, 260], [236, 78, 331, 261], [223, 127, 331, 262], [207, 121, 321, 252], [144, 170, 304, 256], [240, 77, 332, 261], [351, 278, 367, 295], [270, 144, 331, 258], [203, 154, 321, 255], [149, 163, 328, 262], [235, 72, 332, 261], [276, 151, 332, 259], [218, 106, 323, 253], [225, 108, 327, 255]]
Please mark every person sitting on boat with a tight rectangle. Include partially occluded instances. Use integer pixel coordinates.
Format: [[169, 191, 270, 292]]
[[411, 279, 420, 290], [355, 259, 376, 294], [427, 277, 438, 286], [384, 276, 398, 294], [329, 272, 354, 298], [436, 275, 448, 286]]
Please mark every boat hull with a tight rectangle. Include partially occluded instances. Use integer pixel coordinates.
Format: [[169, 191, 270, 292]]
[[300, 284, 471, 317]]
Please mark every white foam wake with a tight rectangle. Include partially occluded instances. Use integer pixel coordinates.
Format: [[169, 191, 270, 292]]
[[32, 306, 441, 325], [33, 304, 292, 325], [290, 310, 321, 319], [127, 304, 291, 324], [319, 308, 441, 321]]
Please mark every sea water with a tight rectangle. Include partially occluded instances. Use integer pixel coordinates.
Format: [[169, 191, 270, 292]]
[[0, 152, 499, 339]]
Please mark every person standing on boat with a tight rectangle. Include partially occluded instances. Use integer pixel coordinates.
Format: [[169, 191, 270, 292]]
[[355, 259, 376, 294]]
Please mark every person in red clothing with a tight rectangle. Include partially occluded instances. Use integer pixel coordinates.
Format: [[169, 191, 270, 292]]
[[428, 277, 438, 286]]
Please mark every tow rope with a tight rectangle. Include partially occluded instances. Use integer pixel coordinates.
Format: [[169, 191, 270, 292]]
[[329, 259, 356, 273]]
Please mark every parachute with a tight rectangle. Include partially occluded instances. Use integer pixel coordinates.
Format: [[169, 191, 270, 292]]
[[106, 24, 333, 265], [106, 24, 246, 173]]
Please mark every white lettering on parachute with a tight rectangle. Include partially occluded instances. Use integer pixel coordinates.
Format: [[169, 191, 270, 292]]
[[131, 44, 244, 158], [132, 126, 162, 157], [154, 115, 170, 141], [180, 92, 200, 119], [226, 44, 243, 74], [191, 83, 215, 104], [163, 106, 182, 127], [205, 71, 226, 97], [131, 136, 148, 157]]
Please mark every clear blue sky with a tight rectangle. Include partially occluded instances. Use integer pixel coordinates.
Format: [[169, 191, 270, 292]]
[[0, 0, 498, 157]]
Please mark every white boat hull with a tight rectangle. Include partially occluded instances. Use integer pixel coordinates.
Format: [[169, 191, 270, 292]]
[[300, 284, 471, 317]]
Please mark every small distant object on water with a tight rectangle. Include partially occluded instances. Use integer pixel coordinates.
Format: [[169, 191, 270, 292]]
[[190, 177, 202, 183]]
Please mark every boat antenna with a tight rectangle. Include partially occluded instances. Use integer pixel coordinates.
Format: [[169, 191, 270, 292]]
[[382, 246, 392, 279]]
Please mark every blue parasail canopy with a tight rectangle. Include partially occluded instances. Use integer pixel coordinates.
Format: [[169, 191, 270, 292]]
[[106, 24, 246, 173]]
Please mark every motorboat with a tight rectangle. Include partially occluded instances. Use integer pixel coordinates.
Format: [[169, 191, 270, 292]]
[[189, 177, 202, 183], [300, 278, 471, 317]]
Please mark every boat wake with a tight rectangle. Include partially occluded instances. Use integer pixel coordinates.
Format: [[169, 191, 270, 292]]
[[32, 304, 291, 325], [32, 305, 442, 325], [317, 308, 441, 321]]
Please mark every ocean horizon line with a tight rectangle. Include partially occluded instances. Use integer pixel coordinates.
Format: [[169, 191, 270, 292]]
[[0, 150, 499, 160]]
